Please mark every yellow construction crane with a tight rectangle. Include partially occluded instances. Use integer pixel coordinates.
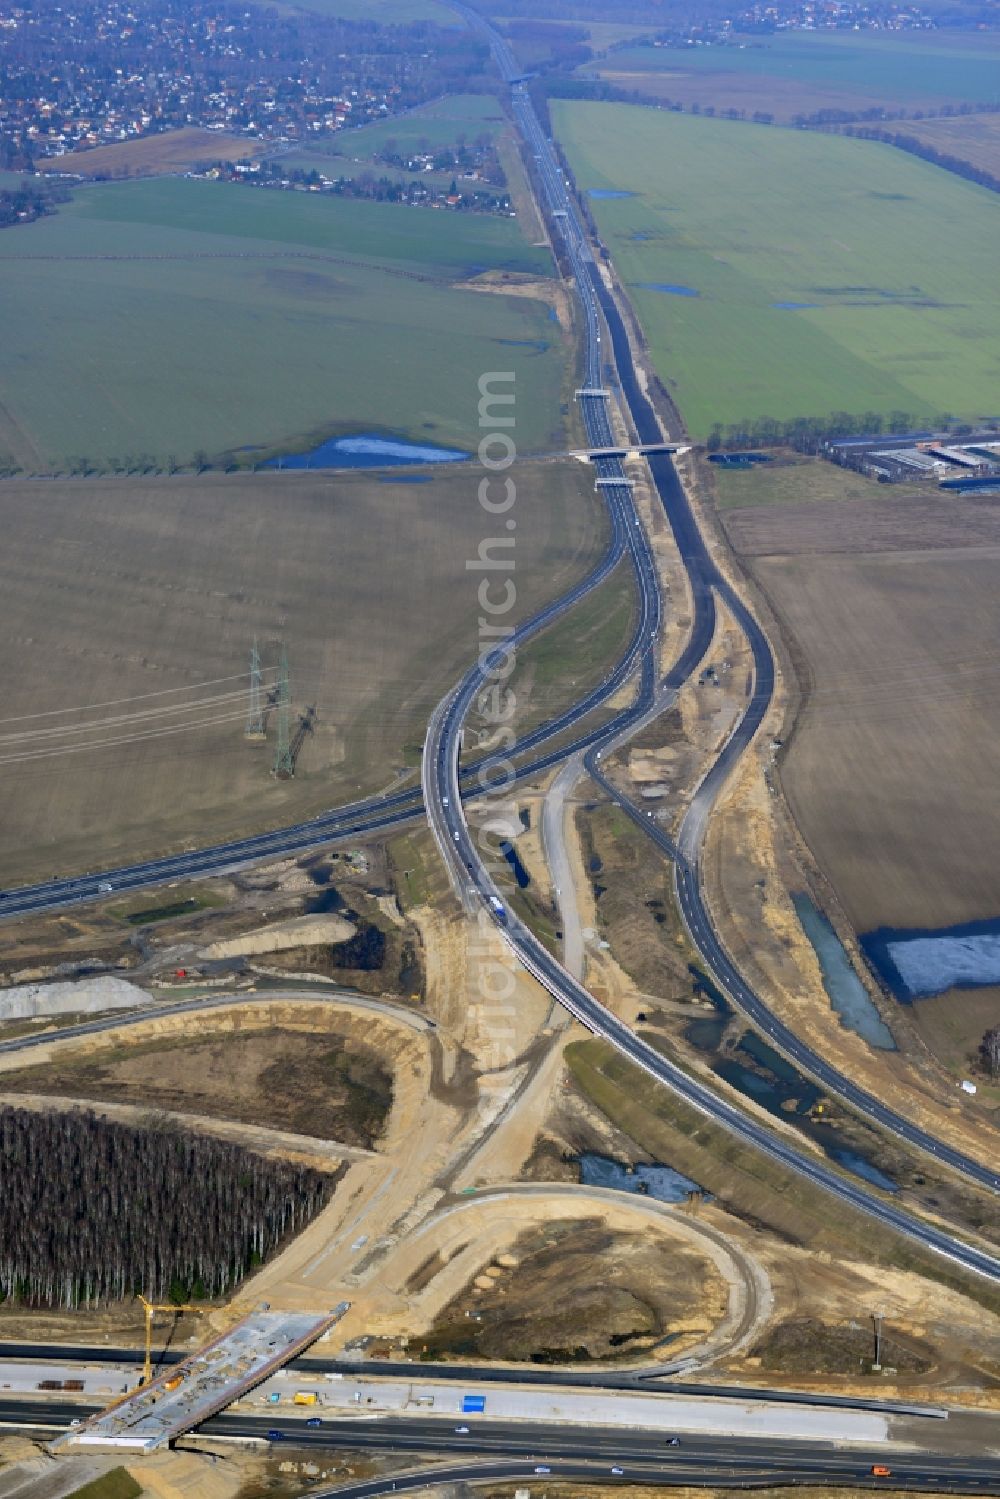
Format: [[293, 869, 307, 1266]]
[[136, 1294, 198, 1386]]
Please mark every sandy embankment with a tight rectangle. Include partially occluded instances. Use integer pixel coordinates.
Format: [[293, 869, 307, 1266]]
[[199, 913, 354, 960]]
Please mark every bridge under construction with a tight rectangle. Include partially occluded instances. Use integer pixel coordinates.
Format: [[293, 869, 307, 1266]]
[[571, 440, 687, 461]]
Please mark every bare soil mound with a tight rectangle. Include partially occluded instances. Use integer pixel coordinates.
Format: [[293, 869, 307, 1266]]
[[0, 1027, 392, 1148], [751, 1316, 934, 1378], [420, 1217, 711, 1363]]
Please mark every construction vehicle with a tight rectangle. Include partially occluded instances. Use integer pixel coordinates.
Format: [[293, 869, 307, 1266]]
[[136, 1294, 199, 1386], [293, 1391, 319, 1406]]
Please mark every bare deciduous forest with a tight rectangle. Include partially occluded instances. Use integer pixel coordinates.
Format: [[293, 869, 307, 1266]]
[[0, 1107, 336, 1308]]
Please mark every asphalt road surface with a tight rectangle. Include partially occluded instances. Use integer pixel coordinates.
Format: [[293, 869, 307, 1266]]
[[2, 1400, 999, 1494], [0, 1345, 950, 1418], [422, 5, 1000, 1281]]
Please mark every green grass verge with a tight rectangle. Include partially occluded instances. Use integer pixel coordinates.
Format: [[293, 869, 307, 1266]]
[[710, 450, 933, 511], [108, 884, 226, 926], [0, 177, 562, 471], [500, 555, 637, 743], [68, 1470, 141, 1499], [389, 829, 440, 913], [565, 1037, 1000, 1312], [553, 101, 1000, 438]]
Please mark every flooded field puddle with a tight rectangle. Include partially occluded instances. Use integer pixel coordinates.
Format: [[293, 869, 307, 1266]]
[[639, 281, 700, 298], [862, 917, 1000, 1001]]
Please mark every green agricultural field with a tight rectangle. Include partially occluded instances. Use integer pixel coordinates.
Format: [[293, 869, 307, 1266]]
[[276, 94, 509, 182], [554, 101, 1000, 437], [253, 0, 455, 21], [72, 175, 544, 274], [331, 93, 507, 160], [0, 177, 562, 472], [599, 29, 1000, 113]]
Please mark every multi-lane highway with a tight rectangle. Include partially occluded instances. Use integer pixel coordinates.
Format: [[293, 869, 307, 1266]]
[[422, 8, 1000, 1281], [577, 260, 1000, 1197], [0, 1344, 951, 1418], [3, 1399, 1000, 1494]]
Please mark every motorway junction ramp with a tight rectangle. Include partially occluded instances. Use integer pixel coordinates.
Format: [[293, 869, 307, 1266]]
[[59, 1304, 349, 1453]]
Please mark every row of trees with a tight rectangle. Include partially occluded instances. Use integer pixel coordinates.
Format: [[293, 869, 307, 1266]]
[[204, 160, 512, 215], [843, 124, 1000, 196], [705, 410, 961, 453], [0, 1107, 335, 1308]]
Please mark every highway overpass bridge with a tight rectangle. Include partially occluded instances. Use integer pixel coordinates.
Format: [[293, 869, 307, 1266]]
[[569, 441, 687, 461]]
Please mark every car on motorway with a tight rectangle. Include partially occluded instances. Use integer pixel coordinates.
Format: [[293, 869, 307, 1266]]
[[266, 1429, 285, 1441], [872, 1466, 892, 1477], [534, 1467, 551, 1474], [611, 1467, 624, 1476], [306, 1417, 322, 1428], [667, 1437, 680, 1446], [97, 881, 113, 893], [455, 1425, 470, 1434]]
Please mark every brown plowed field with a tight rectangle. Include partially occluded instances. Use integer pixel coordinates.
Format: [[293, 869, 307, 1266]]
[[718, 455, 1000, 1079], [37, 127, 257, 179]]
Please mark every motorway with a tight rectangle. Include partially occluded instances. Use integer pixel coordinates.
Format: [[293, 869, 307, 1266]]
[[0, 1345, 951, 1417], [421, 6, 1000, 1281], [0, 986, 432, 1059], [3, 1400, 1000, 1493]]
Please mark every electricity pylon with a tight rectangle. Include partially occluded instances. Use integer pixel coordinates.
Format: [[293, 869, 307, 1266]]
[[244, 636, 266, 742], [272, 645, 294, 779]]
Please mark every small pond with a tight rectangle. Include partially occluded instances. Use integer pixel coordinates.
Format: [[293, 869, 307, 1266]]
[[578, 1152, 705, 1203], [707, 452, 771, 468], [793, 894, 895, 1050], [681, 970, 899, 1193], [266, 433, 468, 471], [940, 477, 1000, 496], [498, 839, 531, 890]]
